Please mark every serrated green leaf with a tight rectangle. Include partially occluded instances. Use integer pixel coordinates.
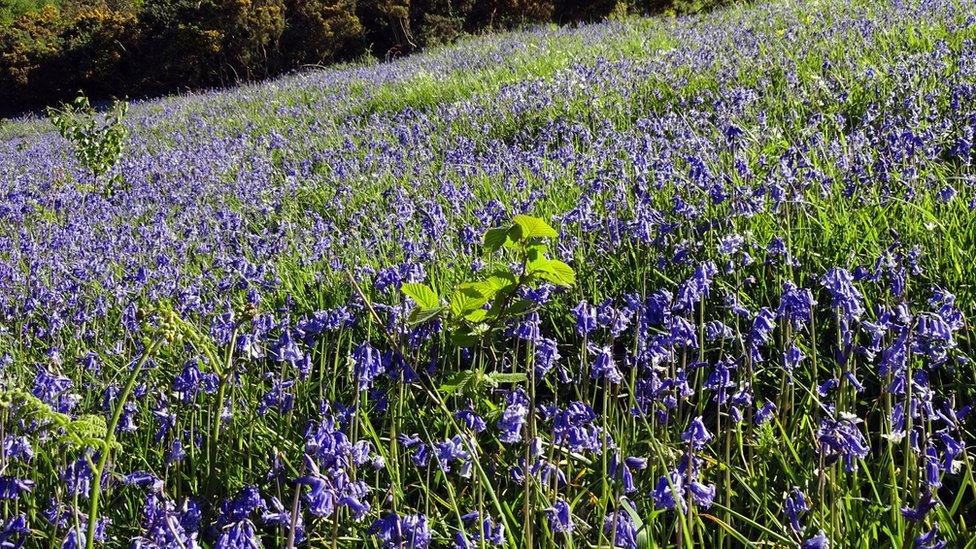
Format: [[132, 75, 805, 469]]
[[401, 283, 440, 309], [464, 309, 488, 322], [469, 274, 515, 301], [408, 305, 445, 326], [487, 272, 517, 287], [451, 287, 488, 317], [512, 214, 558, 240], [438, 371, 475, 394], [483, 227, 510, 252], [505, 298, 536, 317], [525, 244, 547, 262], [527, 256, 553, 276], [536, 259, 576, 287], [485, 372, 527, 386], [451, 331, 480, 348]]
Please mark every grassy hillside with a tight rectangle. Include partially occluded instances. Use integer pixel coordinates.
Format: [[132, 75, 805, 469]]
[[1, 0, 976, 547]]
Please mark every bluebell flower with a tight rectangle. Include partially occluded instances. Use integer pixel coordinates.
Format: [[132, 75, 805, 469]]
[[778, 282, 815, 329], [31, 367, 76, 413], [132, 492, 200, 548], [756, 401, 777, 425], [603, 501, 638, 549], [682, 416, 713, 449], [215, 519, 261, 549], [901, 491, 938, 522], [689, 480, 716, 508], [552, 401, 603, 454], [497, 389, 529, 444], [913, 314, 955, 365], [219, 486, 266, 525], [669, 316, 699, 349], [456, 512, 505, 547], [173, 359, 203, 402], [652, 470, 684, 511], [258, 377, 295, 415], [545, 499, 574, 533], [2, 436, 33, 463], [399, 434, 430, 467], [369, 513, 432, 548], [0, 514, 29, 549], [295, 458, 337, 518], [817, 378, 839, 397], [60, 528, 85, 549], [337, 479, 371, 520], [609, 453, 647, 493], [0, 477, 34, 500], [923, 443, 941, 488], [167, 438, 186, 466], [352, 342, 385, 390], [843, 371, 864, 393], [817, 414, 869, 471], [783, 343, 805, 372], [915, 524, 947, 549], [704, 320, 733, 341], [718, 234, 744, 256], [262, 496, 303, 545], [123, 471, 164, 492], [748, 307, 777, 362], [801, 531, 829, 549], [534, 337, 562, 378], [572, 300, 597, 336], [435, 435, 471, 476], [589, 345, 623, 384], [455, 405, 486, 433], [822, 268, 865, 321], [783, 488, 809, 533], [645, 290, 673, 326], [509, 311, 540, 341], [937, 430, 963, 473], [61, 454, 96, 496], [673, 261, 717, 313]]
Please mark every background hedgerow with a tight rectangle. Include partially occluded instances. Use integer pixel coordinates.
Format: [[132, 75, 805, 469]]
[[1, 0, 976, 547], [0, 0, 737, 116]]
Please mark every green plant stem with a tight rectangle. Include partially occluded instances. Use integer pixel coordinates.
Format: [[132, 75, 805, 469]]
[[86, 337, 163, 549]]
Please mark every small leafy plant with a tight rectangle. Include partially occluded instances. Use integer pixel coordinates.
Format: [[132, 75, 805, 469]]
[[401, 214, 575, 347], [47, 93, 129, 198]]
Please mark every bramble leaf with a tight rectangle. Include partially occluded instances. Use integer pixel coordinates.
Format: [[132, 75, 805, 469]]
[[484, 227, 511, 252], [402, 283, 440, 310], [512, 214, 558, 240]]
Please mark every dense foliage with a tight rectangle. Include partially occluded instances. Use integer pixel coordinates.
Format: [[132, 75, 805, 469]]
[[2, 0, 976, 547], [0, 0, 731, 116]]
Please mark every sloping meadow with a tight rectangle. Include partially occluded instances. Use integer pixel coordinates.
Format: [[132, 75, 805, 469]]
[[1, 0, 976, 546]]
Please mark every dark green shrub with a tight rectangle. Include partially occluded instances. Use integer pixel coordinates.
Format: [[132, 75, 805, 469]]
[[281, 0, 363, 65]]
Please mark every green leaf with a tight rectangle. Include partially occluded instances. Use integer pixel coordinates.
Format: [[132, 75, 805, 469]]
[[438, 371, 475, 394], [401, 283, 440, 310], [450, 286, 488, 317], [451, 330, 481, 348], [535, 259, 576, 287], [463, 309, 488, 322], [483, 227, 510, 252], [408, 305, 445, 326], [525, 244, 547, 262], [466, 274, 515, 301], [512, 214, 558, 240], [485, 372, 527, 386], [505, 298, 536, 317]]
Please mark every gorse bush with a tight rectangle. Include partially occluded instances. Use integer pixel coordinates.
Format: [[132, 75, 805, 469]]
[[1, 0, 976, 547]]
